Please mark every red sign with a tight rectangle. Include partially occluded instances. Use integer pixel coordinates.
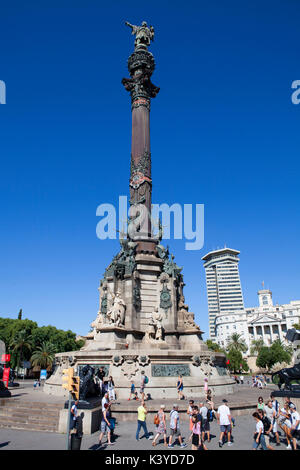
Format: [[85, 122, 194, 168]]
[[1, 354, 11, 362], [2, 367, 10, 387]]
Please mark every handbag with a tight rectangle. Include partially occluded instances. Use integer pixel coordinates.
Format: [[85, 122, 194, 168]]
[[154, 414, 160, 425]]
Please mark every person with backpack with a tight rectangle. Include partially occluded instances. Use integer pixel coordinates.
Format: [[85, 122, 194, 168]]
[[168, 404, 187, 448], [270, 394, 281, 446], [199, 402, 211, 443], [152, 404, 167, 447], [140, 371, 148, 401], [252, 412, 268, 450], [258, 409, 274, 450]]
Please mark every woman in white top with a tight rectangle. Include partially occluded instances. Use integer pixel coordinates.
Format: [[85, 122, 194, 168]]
[[278, 404, 292, 449], [108, 376, 115, 401], [252, 412, 267, 450]]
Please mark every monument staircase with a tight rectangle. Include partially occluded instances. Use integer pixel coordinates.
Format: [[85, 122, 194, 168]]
[[0, 398, 61, 432]]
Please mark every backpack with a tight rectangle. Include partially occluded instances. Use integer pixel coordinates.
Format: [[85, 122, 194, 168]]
[[207, 409, 214, 422], [144, 376, 149, 384], [262, 416, 271, 434]]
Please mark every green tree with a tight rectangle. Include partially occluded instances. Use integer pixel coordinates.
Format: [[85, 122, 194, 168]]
[[256, 341, 292, 371], [18, 309, 23, 320], [292, 322, 300, 330], [206, 339, 225, 353], [10, 329, 33, 371], [226, 349, 249, 373], [31, 341, 56, 369], [250, 338, 264, 356], [226, 333, 248, 354]]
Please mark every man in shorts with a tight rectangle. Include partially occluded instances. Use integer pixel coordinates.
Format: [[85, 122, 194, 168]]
[[289, 404, 300, 450], [217, 399, 233, 447], [168, 404, 187, 448], [269, 395, 280, 446], [140, 371, 146, 401], [199, 402, 210, 442]]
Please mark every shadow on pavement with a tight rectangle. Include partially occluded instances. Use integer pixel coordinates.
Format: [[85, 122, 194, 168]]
[[0, 442, 10, 448]]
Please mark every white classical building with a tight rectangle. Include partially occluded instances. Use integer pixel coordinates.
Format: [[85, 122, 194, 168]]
[[215, 288, 300, 353]]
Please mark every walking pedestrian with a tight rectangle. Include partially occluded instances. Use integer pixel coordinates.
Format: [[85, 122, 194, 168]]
[[177, 375, 184, 400], [270, 395, 281, 446], [108, 376, 115, 401], [191, 413, 202, 450], [257, 409, 274, 450], [136, 400, 153, 441], [98, 403, 114, 447], [168, 404, 187, 448], [187, 400, 194, 433], [279, 404, 293, 449], [289, 404, 300, 451], [264, 399, 280, 446], [139, 371, 147, 401], [102, 391, 110, 412], [217, 399, 233, 447], [252, 412, 268, 450], [199, 402, 210, 442], [128, 380, 136, 400], [152, 405, 167, 447], [70, 399, 79, 432]]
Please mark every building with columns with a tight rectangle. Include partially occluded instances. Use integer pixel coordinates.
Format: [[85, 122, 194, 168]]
[[215, 288, 300, 354]]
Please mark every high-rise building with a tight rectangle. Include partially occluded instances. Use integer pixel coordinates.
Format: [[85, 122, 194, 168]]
[[202, 248, 245, 339]]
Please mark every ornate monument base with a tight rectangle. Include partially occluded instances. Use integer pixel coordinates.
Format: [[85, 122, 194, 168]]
[[44, 347, 235, 400]]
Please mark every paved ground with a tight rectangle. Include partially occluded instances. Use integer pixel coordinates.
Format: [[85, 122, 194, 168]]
[[0, 407, 298, 451], [2, 378, 299, 451]]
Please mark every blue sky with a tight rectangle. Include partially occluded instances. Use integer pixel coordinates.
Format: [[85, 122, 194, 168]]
[[0, 0, 299, 338]]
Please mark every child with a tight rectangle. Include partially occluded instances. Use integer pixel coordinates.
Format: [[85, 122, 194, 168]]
[[128, 380, 136, 400]]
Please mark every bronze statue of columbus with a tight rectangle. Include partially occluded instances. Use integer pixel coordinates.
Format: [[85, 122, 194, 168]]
[[125, 20, 154, 49]]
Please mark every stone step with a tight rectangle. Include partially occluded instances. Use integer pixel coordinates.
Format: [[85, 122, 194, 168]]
[[0, 410, 59, 422], [0, 421, 58, 432], [0, 399, 61, 433], [0, 400, 62, 410]]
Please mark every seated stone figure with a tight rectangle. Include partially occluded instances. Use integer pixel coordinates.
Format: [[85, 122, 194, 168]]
[[106, 291, 126, 327]]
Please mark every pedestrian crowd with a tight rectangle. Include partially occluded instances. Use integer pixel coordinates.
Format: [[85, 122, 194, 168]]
[[68, 369, 300, 451], [253, 393, 300, 450]]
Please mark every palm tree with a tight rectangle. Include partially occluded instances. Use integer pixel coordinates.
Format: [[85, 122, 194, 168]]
[[226, 333, 248, 354], [250, 338, 264, 356], [10, 329, 33, 375], [30, 341, 56, 370]]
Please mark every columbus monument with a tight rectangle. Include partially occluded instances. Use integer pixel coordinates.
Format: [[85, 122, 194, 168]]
[[44, 22, 234, 399]]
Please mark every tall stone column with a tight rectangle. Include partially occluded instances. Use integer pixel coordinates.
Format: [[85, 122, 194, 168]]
[[122, 26, 159, 254]]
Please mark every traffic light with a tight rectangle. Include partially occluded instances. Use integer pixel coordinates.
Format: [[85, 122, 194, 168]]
[[70, 375, 80, 400], [62, 367, 74, 392]]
